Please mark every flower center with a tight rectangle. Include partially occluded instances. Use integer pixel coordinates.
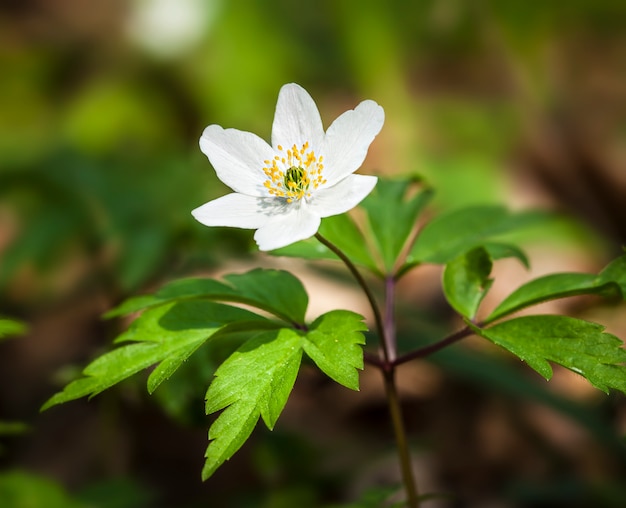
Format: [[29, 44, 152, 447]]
[[262, 142, 326, 203]]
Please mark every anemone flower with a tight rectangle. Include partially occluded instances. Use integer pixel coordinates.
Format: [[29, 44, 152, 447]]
[[192, 83, 384, 251]]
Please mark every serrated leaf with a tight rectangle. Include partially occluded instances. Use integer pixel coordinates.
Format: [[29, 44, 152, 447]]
[[41, 301, 268, 410], [360, 177, 433, 272], [202, 310, 367, 479], [270, 213, 380, 274], [105, 268, 309, 325], [302, 310, 367, 390], [0, 318, 27, 340], [486, 254, 626, 323], [203, 328, 303, 479], [407, 205, 546, 265], [475, 315, 626, 393], [443, 247, 493, 319]]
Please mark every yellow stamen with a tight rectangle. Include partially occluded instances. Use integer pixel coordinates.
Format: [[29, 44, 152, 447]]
[[261, 141, 326, 203]]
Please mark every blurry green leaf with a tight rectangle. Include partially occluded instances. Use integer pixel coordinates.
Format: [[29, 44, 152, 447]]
[[596, 253, 626, 294], [0, 169, 94, 290], [0, 318, 27, 340], [203, 310, 366, 479], [483, 242, 530, 268], [443, 247, 493, 319], [0, 421, 30, 436], [42, 301, 268, 410], [407, 205, 546, 265], [115, 226, 169, 292], [78, 477, 154, 508], [474, 315, 626, 393], [271, 213, 380, 274], [63, 80, 176, 154], [203, 328, 303, 479], [360, 177, 433, 273], [0, 471, 85, 508], [302, 310, 366, 390], [486, 254, 626, 323], [106, 268, 309, 325]]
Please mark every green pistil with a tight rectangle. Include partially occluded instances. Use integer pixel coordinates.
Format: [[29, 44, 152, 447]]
[[284, 166, 308, 192]]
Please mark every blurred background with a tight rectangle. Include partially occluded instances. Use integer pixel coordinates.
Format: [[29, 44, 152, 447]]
[[1, 0, 626, 506]]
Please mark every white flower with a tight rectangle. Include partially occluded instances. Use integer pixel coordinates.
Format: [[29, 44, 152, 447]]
[[192, 83, 384, 251]]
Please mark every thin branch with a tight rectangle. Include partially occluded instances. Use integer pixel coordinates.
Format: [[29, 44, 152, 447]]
[[394, 325, 477, 367]]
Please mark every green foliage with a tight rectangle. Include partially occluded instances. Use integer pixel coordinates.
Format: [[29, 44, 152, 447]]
[[203, 310, 366, 479], [443, 247, 493, 319], [42, 268, 367, 480], [203, 328, 302, 479], [35, 177, 626, 491], [41, 301, 272, 410], [301, 310, 366, 389], [360, 177, 433, 273], [106, 268, 309, 325], [273, 178, 434, 276], [474, 316, 626, 393], [0, 471, 85, 508], [0, 421, 30, 436], [77, 477, 155, 508], [486, 254, 626, 323], [407, 205, 546, 266], [270, 213, 380, 274], [0, 318, 26, 340]]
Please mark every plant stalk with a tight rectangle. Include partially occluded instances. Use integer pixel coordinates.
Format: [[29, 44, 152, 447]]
[[314, 233, 419, 506], [314, 233, 388, 364], [384, 369, 419, 507], [383, 274, 419, 507]]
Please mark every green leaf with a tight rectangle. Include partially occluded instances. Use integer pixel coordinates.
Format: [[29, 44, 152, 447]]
[[105, 268, 309, 325], [475, 315, 626, 393], [407, 205, 546, 265], [486, 254, 626, 323], [203, 328, 303, 479], [360, 177, 433, 272], [483, 242, 530, 268], [41, 301, 268, 410], [0, 471, 85, 508], [596, 253, 626, 294], [0, 421, 30, 436], [270, 213, 380, 274], [443, 247, 493, 319], [302, 310, 367, 390], [202, 310, 367, 478], [0, 318, 27, 340]]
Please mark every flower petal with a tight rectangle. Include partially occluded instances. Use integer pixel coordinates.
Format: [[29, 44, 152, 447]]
[[254, 203, 321, 251], [200, 125, 275, 196], [322, 100, 384, 186], [271, 83, 324, 153], [308, 174, 377, 218], [192, 193, 280, 229]]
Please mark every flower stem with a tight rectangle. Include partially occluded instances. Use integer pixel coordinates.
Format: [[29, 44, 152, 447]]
[[382, 274, 419, 508], [384, 369, 419, 507], [314, 233, 419, 507], [314, 233, 389, 364]]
